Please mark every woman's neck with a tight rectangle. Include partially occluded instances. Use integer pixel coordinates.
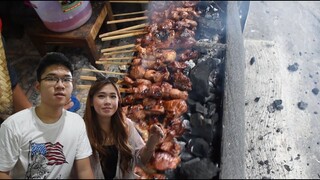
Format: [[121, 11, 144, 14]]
[[98, 116, 112, 134]]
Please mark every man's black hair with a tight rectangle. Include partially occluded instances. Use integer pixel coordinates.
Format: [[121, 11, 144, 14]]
[[36, 52, 74, 81]]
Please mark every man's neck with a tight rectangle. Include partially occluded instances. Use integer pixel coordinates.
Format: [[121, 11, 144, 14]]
[[35, 105, 63, 124]]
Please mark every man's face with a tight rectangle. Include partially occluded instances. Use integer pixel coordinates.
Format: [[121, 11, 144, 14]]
[[36, 64, 73, 108]]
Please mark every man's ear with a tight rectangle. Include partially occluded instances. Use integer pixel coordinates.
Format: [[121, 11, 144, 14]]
[[35, 81, 40, 92]]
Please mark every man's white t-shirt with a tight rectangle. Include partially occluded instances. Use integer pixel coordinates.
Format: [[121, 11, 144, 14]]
[[0, 107, 92, 179]]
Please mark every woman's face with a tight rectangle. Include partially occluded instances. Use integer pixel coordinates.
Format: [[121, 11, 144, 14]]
[[92, 84, 119, 120]]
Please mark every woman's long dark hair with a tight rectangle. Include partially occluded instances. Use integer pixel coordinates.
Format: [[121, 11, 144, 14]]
[[83, 78, 133, 173]]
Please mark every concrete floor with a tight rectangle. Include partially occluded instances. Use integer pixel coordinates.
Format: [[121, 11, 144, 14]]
[[244, 1, 320, 179]]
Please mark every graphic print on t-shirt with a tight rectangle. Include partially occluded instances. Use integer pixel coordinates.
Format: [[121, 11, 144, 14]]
[[25, 141, 68, 179]]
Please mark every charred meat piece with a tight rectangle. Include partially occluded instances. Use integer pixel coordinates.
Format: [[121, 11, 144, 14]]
[[129, 65, 146, 80], [172, 72, 192, 91], [163, 99, 188, 118], [125, 104, 146, 123]]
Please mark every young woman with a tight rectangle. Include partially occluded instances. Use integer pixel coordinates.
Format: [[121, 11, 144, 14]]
[[83, 77, 164, 179]]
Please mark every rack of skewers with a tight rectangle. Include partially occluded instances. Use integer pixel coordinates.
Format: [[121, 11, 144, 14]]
[[79, 1, 202, 178]]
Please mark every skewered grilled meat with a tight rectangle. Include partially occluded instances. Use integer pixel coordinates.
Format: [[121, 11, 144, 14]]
[[123, 82, 188, 101], [143, 98, 165, 115], [124, 104, 146, 122], [144, 68, 170, 83], [123, 76, 152, 87], [172, 71, 192, 91], [177, 49, 199, 62], [129, 65, 146, 80], [163, 99, 188, 118], [150, 152, 181, 171], [120, 1, 201, 177], [167, 61, 188, 72]]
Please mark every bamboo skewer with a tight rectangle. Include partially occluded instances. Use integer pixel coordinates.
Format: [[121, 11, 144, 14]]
[[99, 23, 147, 38], [107, 16, 148, 25], [96, 61, 131, 65], [113, 10, 148, 17], [81, 69, 128, 75], [80, 76, 125, 84], [101, 29, 145, 37], [99, 57, 134, 61], [80, 76, 122, 83], [102, 31, 147, 41], [77, 85, 92, 89], [101, 44, 136, 53], [80, 76, 98, 81], [103, 49, 136, 56], [78, 84, 126, 93]]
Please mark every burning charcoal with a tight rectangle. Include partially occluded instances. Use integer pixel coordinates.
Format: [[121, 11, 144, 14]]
[[312, 88, 319, 95], [164, 169, 177, 179], [297, 101, 308, 110], [191, 125, 215, 143], [189, 102, 207, 114], [187, 138, 210, 158], [180, 158, 219, 179], [206, 102, 217, 117], [190, 113, 215, 141], [287, 62, 299, 72], [180, 151, 194, 162], [211, 112, 219, 124], [190, 113, 205, 126], [189, 59, 218, 103], [250, 56, 255, 65]]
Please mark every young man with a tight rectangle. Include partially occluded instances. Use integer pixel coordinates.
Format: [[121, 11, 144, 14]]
[[0, 52, 94, 178]]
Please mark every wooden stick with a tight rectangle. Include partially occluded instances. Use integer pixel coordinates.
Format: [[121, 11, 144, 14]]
[[81, 69, 128, 75], [107, 16, 148, 25], [80, 76, 97, 81], [99, 23, 147, 38], [102, 31, 147, 41], [100, 29, 145, 37], [101, 44, 136, 53], [113, 10, 148, 17], [78, 84, 127, 93], [80, 76, 125, 83], [103, 49, 136, 56], [99, 57, 134, 61], [96, 61, 131, 65], [77, 85, 92, 89], [82, 68, 122, 74]]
